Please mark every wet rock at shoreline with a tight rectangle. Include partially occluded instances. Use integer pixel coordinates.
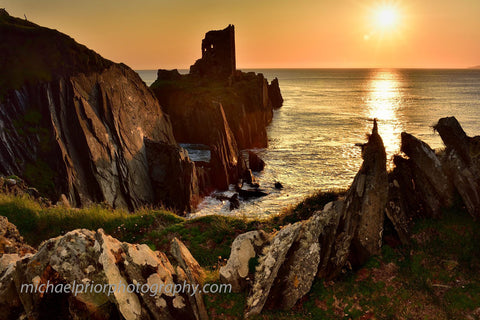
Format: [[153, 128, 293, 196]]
[[248, 151, 265, 172], [268, 77, 284, 110]]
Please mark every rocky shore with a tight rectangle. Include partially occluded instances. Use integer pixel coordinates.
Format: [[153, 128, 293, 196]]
[[1, 116, 479, 319]]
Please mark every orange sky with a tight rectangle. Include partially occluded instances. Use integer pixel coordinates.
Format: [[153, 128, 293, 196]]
[[2, 0, 480, 69]]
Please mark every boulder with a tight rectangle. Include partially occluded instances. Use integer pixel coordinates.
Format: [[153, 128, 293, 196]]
[[274, 181, 283, 189], [244, 223, 302, 318], [0, 227, 206, 320], [244, 200, 346, 317], [219, 230, 269, 292], [248, 151, 265, 172], [267, 203, 342, 310], [229, 193, 240, 210]]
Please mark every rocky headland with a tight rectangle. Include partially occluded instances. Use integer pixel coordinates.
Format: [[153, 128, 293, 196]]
[[0, 12, 282, 214], [150, 25, 283, 194]]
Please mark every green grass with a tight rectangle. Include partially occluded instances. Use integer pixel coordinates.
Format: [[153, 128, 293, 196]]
[[2, 187, 478, 319], [0, 193, 182, 246]]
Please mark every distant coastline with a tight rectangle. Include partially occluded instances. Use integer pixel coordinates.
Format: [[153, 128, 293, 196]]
[[469, 65, 480, 69]]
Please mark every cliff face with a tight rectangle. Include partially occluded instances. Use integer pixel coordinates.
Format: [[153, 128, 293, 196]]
[[152, 71, 279, 150], [0, 11, 199, 212]]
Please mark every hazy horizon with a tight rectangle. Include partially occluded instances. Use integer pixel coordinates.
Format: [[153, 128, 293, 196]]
[[2, 0, 480, 69]]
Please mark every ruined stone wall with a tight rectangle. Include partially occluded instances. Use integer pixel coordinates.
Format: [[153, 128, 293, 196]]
[[190, 25, 236, 78]]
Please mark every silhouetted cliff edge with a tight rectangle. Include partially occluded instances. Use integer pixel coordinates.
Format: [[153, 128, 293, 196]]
[[0, 10, 200, 212]]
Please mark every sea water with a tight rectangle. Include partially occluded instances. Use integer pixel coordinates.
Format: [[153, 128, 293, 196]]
[[138, 69, 480, 218]]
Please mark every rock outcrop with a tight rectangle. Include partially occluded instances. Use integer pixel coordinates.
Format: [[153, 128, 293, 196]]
[[0, 228, 207, 320], [248, 151, 265, 172], [151, 26, 283, 194], [434, 117, 480, 219], [346, 120, 388, 265], [268, 78, 284, 110], [243, 120, 389, 317], [386, 117, 480, 235], [0, 11, 199, 212]]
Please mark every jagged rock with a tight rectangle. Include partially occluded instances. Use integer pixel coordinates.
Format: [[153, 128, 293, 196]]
[[385, 164, 415, 245], [397, 132, 454, 217], [0, 11, 199, 213], [145, 140, 201, 214], [243, 169, 257, 185], [0, 227, 206, 320], [219, 230, 269, 292], [248, 151, 265, 172], [208, 102, 248, 190], [346, 119, 388, 265], [243, 200, 346, 317], [244, 121, 389, 317], [268, 78, 284, 109], [243, 201, 345, 317], [266, 203, 342, 310], [170, 238, 208, 320], [274, 181, 283, 190], [434, 117, 480, 219], [245, 223, 302, 318]]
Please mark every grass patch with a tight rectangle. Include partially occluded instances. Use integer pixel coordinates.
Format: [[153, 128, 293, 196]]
[[0, 193, 182, 246]]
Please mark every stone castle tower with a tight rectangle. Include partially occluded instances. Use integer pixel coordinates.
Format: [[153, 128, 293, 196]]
[[190, 25, 236, 78]]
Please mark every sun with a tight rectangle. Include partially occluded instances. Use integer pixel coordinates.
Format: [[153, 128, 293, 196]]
[[376, 6, 398, 29]]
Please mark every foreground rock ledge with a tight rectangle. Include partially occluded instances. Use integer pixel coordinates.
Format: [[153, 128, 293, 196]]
[[0, 228, 207, 320]]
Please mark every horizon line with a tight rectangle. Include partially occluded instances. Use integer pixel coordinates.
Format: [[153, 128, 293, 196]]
[[134, 66, 478, 71]]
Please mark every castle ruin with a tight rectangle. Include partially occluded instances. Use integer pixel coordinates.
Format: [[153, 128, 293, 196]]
[[190, 25, 236, 78]]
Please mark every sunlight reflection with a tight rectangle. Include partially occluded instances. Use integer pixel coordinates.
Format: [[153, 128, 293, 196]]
[[366, 70, 404, 163]]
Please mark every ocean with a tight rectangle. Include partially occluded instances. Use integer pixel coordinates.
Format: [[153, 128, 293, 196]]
[[137, 69, 480, 219]]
